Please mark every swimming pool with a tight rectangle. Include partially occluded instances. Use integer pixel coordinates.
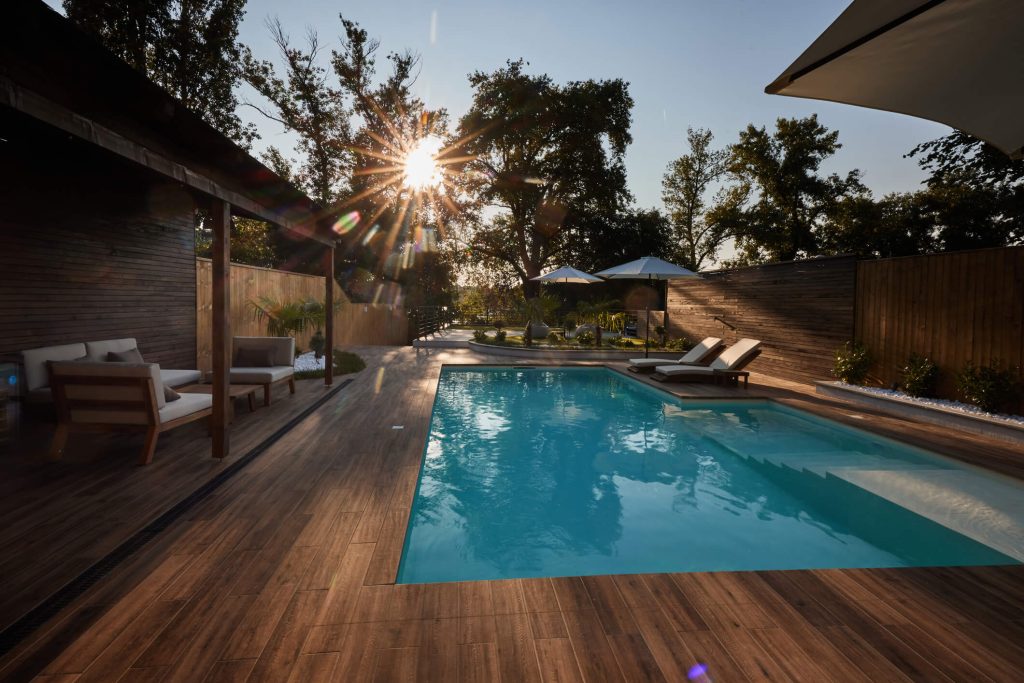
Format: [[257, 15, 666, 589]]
[[396, 366, 1022, 584]]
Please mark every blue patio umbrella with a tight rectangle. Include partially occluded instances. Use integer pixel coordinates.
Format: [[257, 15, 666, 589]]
[[595, 257, 701, 358]]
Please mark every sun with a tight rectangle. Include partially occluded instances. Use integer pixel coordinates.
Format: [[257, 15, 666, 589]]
[[402, 135, 444, 190]]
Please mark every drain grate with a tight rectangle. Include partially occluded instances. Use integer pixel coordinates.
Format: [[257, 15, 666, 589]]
[[0, 378, 352, 662]]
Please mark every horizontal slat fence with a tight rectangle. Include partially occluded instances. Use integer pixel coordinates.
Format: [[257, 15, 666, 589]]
[[667, 257, 857, 384], [856, 247, 1024, 412], [197, 259, 406, 372]]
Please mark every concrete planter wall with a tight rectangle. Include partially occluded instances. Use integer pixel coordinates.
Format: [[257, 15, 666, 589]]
[[816, 381, 1024, 446], [468, 341, 682, 362]]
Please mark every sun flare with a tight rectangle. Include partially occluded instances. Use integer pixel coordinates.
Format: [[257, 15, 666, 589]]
[[402, 135, 444, 190]]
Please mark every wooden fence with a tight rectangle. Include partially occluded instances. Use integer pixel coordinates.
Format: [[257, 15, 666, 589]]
[[667, 257, 857, 384], [196, 258, 407, 372], [856, 247, 1024, 409]]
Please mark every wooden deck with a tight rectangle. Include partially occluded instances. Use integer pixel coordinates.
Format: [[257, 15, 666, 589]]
[[2, 346, 1024, 682]]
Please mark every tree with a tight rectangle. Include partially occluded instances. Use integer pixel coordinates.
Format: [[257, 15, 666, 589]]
[[454, 60, 634, 296], [195, 216, 279, 267], [818, 192, 936, 258], [561, 208, 672, 274], [721, 115, 864, 264], [661, 128, 730, 270], [64, 0, 256, 147], [908, 131, 1023, 248], [242, 19, 351, 204]]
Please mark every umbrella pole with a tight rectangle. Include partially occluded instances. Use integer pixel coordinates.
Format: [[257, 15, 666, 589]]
[[644, 302, 650, 359]]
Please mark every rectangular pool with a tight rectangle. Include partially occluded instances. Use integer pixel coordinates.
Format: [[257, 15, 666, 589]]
[[396, 367, 1022, 584]]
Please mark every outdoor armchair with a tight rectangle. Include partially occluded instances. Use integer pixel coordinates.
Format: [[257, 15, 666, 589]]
[[229, 336, 296, 406]]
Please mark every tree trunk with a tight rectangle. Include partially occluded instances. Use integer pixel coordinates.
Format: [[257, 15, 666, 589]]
[[522, 278, 540, 299]]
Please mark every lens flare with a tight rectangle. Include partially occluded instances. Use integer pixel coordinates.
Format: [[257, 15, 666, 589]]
[[332, 211, 361, 234], [362, 224, 381, 246], [687, 663, 710, 681], [403, 135, 444, 190]]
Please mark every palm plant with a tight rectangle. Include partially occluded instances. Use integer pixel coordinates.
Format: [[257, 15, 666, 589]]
[[251, 297, 332, 337]]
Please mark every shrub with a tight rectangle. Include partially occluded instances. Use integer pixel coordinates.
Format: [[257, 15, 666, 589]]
[[547, 331, 562, 345], [613, 336, 634, 348], [575, 330, 595, 346], [472, 329, 488, 343], [333, 349, 366, 375], [664, 337, 692, 352], [955, 361, 1019, 413], [494, 329, 507, 342], [492, 320, 505, 331], [899, 354, 939, 398], [833, 341, 872, 384]]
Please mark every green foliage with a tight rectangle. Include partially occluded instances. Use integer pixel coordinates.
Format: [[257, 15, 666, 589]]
[[899, 354, 939, 398], [472, 329, 488, 343], [250, 297, 332, 337], [955, 362, 1020, 413], [575, 331, 595, 346], [662, 128, 731, 270], [64, 0, 256, 147], [547, 331, 563, 345], [492, 320, 506, 331], [664, 337, 692, 352], [196, 217, 278, 268], [494, 329, 507, 343], [833, 342, 872, 385], [721, 115, 865, 264], [455, 59, 635, 295]]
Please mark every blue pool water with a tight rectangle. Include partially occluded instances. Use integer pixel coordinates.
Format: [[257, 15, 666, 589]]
[[396, 367, 1019, 584]]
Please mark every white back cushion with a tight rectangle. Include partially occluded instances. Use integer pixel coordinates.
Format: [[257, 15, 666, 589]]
[[680, 337, 722, 364], [85, 338, 138, 362], [710, 339, 762, 370], [233, 336, 295, 367], [21, 343, 87, 391]]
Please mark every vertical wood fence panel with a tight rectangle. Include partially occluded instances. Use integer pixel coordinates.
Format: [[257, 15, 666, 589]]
[[196, 259, 407, 372], [855, 246, 1024, 411]]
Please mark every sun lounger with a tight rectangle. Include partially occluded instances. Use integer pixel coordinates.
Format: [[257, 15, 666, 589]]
[[627, 337, 723, 372], [651, 338, 762, 385]]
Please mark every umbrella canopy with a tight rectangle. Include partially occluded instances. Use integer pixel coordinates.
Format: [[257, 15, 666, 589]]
[[595, 256, 700, 280], [531, 266, 603, 284], [765, 0, 1024, 159]]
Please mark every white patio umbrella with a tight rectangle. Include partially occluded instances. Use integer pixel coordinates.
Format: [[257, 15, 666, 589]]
[[595, 256, 701, 358], [530, 266, 603, 284], [766, 0, 1024, 158]]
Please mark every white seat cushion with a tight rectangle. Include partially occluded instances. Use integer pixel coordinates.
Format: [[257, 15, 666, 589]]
[[160, 369, 202, 388], [85, 338, 138, 362], [159, 392, 212, 424], [21, 343, 87, 391], [630, 357, 685, 367], [229, 366, 294, 384], [655, 365, 716, 376]]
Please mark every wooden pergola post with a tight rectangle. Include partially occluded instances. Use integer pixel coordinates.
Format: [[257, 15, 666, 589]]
[[211, 200, 231, 458], [324, 244, 335, 387]]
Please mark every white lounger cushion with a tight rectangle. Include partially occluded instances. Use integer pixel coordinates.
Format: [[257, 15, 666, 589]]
[[230, 366, 294, 384], [655, 338, 762, 376], [161, 369, 202, 388], [630, 337, 723, 367], [159, 393, 212, 423], [21, 343, 87, 391], [655, 365, 716, 376]]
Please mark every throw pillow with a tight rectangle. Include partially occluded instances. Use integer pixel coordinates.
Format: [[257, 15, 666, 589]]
[[107, 348, 144, 363], [163, 385, 181, 402]]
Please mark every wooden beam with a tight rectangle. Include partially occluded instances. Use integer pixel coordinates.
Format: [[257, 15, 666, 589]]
[[324, 246, 335, 387], [211, 201, 231, 458]]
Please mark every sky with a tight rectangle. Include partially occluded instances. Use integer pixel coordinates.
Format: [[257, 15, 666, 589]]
[[232, 0, 950, 210], [45, 0, 951, 210]]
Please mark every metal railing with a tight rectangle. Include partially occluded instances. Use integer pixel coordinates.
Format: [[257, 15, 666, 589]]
[[409, 306, 454, 341]]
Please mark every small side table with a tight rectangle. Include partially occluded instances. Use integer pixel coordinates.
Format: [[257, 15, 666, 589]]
[[178, 383, 260, 422], [713, 370, 750, 388]]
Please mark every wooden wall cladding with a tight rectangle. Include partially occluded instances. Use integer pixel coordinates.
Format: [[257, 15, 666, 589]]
[[196, 259, 407, 373], [856, 247, 1024, 410], [0, 125, 198, 372], [667, 257, 857, 384]]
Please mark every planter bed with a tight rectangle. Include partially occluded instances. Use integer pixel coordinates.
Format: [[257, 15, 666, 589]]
[[468, 341, 683, 361], [816, 381, 1024, 446]]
